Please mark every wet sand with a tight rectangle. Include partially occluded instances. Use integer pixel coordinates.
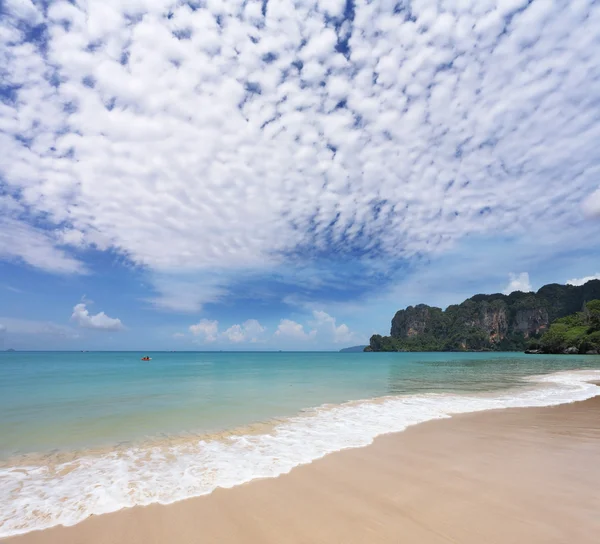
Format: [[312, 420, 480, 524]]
[[6, 395, 600, 544]]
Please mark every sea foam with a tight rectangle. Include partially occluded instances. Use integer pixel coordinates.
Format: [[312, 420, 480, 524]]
[[1, 369, 599, 537]]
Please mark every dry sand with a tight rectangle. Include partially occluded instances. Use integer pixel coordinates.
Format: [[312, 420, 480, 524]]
[[6, 396, 600, 544]]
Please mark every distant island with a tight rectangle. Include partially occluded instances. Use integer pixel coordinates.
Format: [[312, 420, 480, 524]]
[[339, 345, 368, 353], [367, 279, 600, 354], [5, 348, 15, 352]]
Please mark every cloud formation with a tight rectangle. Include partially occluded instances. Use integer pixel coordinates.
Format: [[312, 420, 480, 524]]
[[145, 274, 228, 312], [1, 0, 600, 307], [310, 310, 354, 344], [274, 311, 354, 344], [566, 273, 600, 287], [583, 188, 600, 218], [503, 272, 532, 295], [186, 313, 353, 345], [223, 319, 266, 343], [275, 318, 315, 340], [189, 319, 219, 342], [71, 302, 124, 331], [0, 215, 85, 275]]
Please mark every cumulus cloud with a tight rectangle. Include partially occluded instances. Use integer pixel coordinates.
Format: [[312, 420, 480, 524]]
[[275, 319, 315, 340], [3, 0, 42, 24], [71, 302, 124, 331], [222, 324, 245, 343], [1, 0, 600, 302], [310, 310, 354, 344], [503, 272, 533, 295], [274, 311, 354, 343], [566, 273, 600, 286], [223, 319, 266, 343], [189, 319, 219, 342]]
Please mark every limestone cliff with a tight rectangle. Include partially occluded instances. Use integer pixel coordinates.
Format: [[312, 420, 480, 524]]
[[369, 279, 600, 352]]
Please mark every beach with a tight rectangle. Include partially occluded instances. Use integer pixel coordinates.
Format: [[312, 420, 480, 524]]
[[5, 394, 599, 544]]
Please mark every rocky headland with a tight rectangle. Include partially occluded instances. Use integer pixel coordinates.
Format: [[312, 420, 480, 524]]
[[368, 280, 600, 352]]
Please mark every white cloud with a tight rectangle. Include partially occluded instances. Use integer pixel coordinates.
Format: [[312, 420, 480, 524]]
[[71, 302, 124, 331], [310, 310, 355, 344], [0, 218, 86, 275], [223, 319, 266, 343], [273, 311, 354, 344], [583, 188, 600, 217], [503, 272, 533, 295], [275, 319, 315, 340], [172, 332, 185, 338], [319, 0, 347, 19], [223, 324, 245, 343], [189, 319, 219, 342], [3, 0, 42, 24], [0, 0, 599, 300], [145, 274, 228, 313], [566, 273, 600, 286], [333, 323, 352, 343]]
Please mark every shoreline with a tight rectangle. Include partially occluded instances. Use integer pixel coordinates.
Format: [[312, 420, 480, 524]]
[[1, 369, 599, 539], [4, 387, 600, 543]]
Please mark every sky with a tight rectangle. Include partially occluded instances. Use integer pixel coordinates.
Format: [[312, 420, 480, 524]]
[[1, 0, 600, 351]]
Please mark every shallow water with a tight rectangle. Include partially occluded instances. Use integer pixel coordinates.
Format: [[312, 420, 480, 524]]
[[2, 351, 599, 457], [1, 351, 599, 537]]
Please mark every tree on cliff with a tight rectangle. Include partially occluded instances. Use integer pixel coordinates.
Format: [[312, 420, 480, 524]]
[[586, 300, 600, 329], [537, 299, 600, 354]]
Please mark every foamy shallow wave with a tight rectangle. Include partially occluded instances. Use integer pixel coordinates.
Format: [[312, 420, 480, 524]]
[[1, 369, 599, 537]]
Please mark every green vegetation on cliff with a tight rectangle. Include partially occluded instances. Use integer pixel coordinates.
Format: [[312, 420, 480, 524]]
[[367, 280, 600, 352], [529, 300, 600, 354]]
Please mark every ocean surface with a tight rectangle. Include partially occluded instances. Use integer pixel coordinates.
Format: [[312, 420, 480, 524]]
[[1, 350, 600, 537]]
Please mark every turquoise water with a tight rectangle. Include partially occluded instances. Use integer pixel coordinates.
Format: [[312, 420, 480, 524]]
[[2, 350, 600, 458], [2, 351, 600, 538]]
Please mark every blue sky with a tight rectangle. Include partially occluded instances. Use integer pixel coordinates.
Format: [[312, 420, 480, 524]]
[[1, 0, 600, 350]]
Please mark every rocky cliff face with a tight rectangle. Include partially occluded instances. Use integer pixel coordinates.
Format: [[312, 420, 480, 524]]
[[391, 305, 445, 338], [512, 307, 549, 335], [481, 304, 510, 341], [371, 279, 600, 352]]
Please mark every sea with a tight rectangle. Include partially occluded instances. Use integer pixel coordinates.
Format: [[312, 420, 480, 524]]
[[1, 350, 600, 537]]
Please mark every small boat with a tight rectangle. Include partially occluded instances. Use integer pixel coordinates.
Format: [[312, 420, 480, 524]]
[[141, 356, 152, 361]]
